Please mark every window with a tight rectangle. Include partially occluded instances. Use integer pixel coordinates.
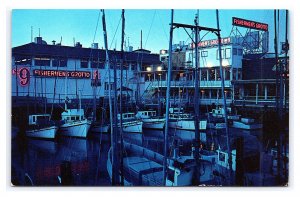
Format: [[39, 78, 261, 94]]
[[238, 49, 243, 56], [189, 52, 193, 62], [216, 49, 224, 60], [209, 68, 215, 81], [225, 48, 231, 59], [104, 82, 113, 90], [225, 67, 231, 80], [14, 55, 32, 65], [34, 56, 51, 66], [216, 68, 221, 80], [232, 68, 237, 80], [52, 57, 67, 67], [91, 59, 103, 68], [237, 68, 242, 79], [201, 51, 208, 57], [201, 68, 207, 81], [232, 48, 237, 55], [80, 59, 89, 68]]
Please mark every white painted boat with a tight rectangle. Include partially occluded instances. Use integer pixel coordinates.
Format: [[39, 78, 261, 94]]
[[136, 111, 165, 130], [25, 114, 58, 139], [107, 141, 218, 186], [117, 113, 143, 133], [26, 126, 58, 139], [59, 109, 91, 138], [168, 113, 207, 131]]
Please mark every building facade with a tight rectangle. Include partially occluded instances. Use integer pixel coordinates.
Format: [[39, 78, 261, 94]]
[[12, 37, 161, 107]]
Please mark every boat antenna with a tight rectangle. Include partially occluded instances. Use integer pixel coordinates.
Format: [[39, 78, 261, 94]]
[[163, 9, 174, 185], [140, 30, 143, 49]]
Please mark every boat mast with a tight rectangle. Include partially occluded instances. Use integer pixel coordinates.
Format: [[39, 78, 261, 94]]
[[216, 9, 232, 182], [163, 9, 174, 185], [119, 9, 125, 185], [101, 9, 119, 185], [193, 11, 200, 185]]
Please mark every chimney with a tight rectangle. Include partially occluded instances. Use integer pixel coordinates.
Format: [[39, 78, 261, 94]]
[[91, 43, 99, 49], [34, 37, 43, 44], [75, 42, 82, 48]]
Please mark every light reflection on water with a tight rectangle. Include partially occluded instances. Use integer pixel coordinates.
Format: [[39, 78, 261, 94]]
[[11, 127, 262, 186], [11, 133, 111, 186]]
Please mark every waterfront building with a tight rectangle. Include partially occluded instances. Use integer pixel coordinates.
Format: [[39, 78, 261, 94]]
[[12, 37, 161, 107]]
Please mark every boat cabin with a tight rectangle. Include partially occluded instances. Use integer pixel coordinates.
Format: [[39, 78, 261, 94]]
[[61, 109, 85, 122], [169, 113, 192, 119], [169, 108, 184, 114], [28, 114, 51, 125], [216, 149, 236, 171], [136, 111, 157, 119], [117, 113, 136, 120]]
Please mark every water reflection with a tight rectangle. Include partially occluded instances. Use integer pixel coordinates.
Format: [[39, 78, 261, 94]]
[[11, 135, 111, 186]]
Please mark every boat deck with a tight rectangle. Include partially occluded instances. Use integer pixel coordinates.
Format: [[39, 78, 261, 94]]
[[123, 156, 164, 186]]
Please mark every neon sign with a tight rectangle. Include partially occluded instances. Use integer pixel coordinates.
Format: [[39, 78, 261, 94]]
[[33, 69, 91, 79], [190, 37, 231, 49], [232, 17, 268, 32], [91, 70, 101, 86], [12, 67, 30, 86]]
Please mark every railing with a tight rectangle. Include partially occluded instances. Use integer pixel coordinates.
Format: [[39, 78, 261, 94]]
[[151, 80, 231, 88]]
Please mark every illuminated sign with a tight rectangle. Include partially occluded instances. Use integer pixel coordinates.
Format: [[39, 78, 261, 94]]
[[190, 37, 231, 49], [33, 69, 91, 79], [232, 17, 268, 31], [12, 67, 30, 86], [91, 70, 101, 86]]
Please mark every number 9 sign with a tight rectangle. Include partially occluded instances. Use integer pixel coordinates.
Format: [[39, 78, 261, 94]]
[[18, 67, 30, 86]]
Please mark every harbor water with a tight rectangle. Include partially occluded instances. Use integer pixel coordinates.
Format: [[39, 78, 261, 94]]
[[11, 127, 266, 186]]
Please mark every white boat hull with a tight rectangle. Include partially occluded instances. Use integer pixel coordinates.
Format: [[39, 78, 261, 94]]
[[169, 120, 207, 131], [26, 126, 58, 139], [142, 119, 165, 130], [59, 120, 91, 138], [122, 121, 143, 133]]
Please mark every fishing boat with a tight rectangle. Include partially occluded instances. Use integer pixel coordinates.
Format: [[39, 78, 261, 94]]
[[25, 114, 58, 139], [207, 107, 240, 130], [59, 109, 91, 138], [118, 113, 143, 133], [167, 108, 207, 142], [107, 141, 218, 186], [136, 110, 165, 130]]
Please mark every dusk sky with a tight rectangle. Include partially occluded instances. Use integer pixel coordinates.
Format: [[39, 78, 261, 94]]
[[12, 9, 288, 54]]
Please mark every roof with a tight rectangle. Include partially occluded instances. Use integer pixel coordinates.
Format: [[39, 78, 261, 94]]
[[12, 43, 161, 65]]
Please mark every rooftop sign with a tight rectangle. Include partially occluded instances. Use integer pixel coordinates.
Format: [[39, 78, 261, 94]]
[[232, 17, 268, 32], [190, 37, 231, 49]]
